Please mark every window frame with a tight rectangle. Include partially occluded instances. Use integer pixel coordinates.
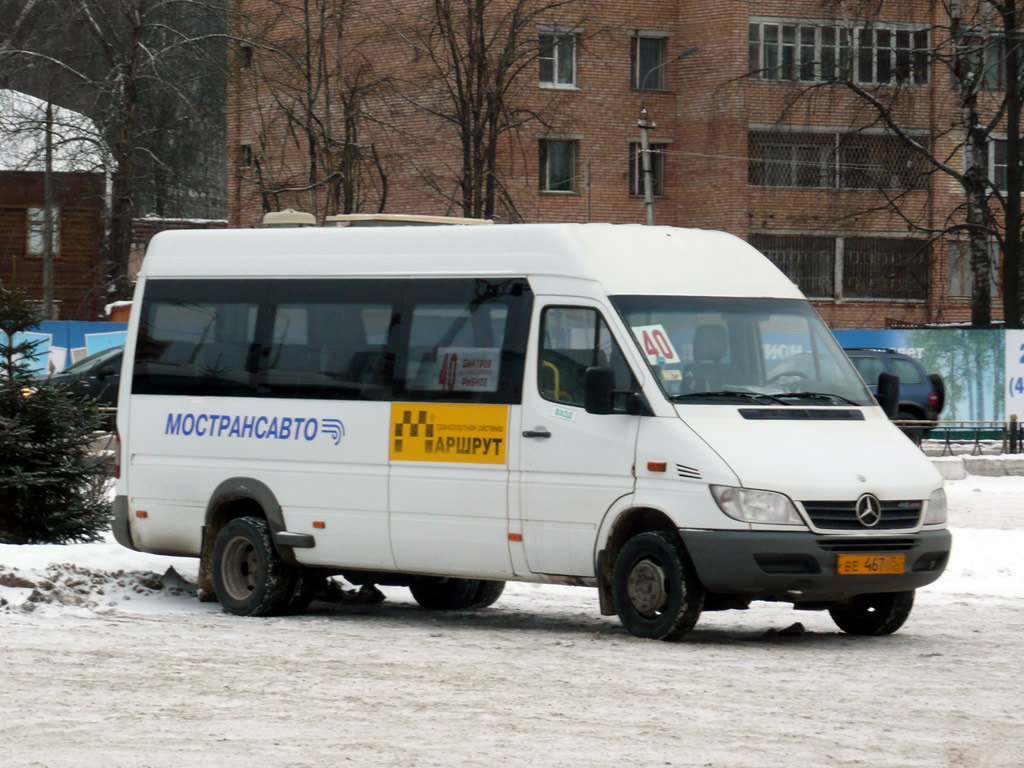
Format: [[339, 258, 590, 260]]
[[629, 141, 666, 197], [748, 18, 928, 86], [26, 206, 60, 257], [538, 137, 578, 193], [539, 31, 577, 88], [631, 34, 668, 90]]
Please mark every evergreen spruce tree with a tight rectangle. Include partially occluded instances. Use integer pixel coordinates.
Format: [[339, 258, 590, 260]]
[[0, 288, 112, 544]]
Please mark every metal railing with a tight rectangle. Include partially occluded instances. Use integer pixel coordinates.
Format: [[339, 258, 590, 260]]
[[897, 417, 1022, 456]]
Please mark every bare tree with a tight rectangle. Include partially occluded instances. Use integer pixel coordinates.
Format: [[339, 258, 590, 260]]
[[753, 2, 1024, 328], [233, 0, 391, 221], [392, 0, 587, 220], [0, 0, 227, 300]]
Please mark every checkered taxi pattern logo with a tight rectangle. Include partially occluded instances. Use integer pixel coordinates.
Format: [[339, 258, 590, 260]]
[[393, 409, 433, 454], [388, 403, 508, 464]]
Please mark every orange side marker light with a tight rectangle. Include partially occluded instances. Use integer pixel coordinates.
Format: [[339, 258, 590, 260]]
[[647, 462, 667, 473], [508, 533, 522, 542], [313, 521, 326, 529], [135, 510, 148, 519]]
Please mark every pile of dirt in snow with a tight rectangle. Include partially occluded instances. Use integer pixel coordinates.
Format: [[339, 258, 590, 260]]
[[0, 564, 195, 614]]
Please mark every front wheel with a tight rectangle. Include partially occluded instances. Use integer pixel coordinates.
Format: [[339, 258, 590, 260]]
[[828, 590, 915, 635], [212, 516, 295, 616], [612, 531, 704, 641]]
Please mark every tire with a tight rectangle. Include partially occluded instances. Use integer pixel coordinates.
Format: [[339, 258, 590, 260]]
[[212, 516, 295, 617], [828, 590, 915, 636], [284, 568, 326, 615], [409, 577, 483, 610], [612, 531, 704, 641], [468, 579, 505, 609]]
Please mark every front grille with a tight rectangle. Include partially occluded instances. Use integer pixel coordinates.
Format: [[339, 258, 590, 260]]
[[801, 500, 923, 531]]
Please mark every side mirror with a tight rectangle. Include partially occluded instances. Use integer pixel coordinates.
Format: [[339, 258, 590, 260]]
[[876, 372, 900, 419], [97, 365, 117, 379], [584, 366, 615, 415]]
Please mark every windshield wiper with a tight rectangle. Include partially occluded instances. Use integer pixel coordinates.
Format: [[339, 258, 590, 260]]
[[670, 390, 787, 405], [772, 391, 861, 406]]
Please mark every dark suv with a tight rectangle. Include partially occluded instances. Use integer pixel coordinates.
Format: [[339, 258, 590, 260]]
[[42, 345, 123, 428], [843, 348, 945, 440]]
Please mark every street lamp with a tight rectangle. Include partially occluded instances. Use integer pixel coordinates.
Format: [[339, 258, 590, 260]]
[[638, 45, 698, 225]]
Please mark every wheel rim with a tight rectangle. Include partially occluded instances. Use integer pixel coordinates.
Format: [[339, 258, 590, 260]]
[[626, 558, 668, 617], [221, 536, 259, 601]]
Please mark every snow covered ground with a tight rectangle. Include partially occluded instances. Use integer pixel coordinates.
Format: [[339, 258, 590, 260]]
[[1, 475, 1022, 768]]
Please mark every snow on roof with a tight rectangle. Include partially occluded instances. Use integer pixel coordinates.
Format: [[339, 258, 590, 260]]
[[0, 89, 106, 173]]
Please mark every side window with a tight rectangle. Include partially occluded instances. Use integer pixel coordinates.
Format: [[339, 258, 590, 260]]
[[539, 307, 633, 408], [849, 355, 885, 385], [890, 357, 923, 385], [133, 279, 398, 400], [395, 278, 532, 404]]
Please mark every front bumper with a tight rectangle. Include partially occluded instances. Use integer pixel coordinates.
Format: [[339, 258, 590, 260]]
[[680, 528, 951, 602]]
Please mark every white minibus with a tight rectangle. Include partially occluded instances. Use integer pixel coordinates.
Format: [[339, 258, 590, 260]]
[[113, 223, 950, 640]]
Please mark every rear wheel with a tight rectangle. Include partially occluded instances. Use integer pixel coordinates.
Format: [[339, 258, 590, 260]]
[[410, 577, 486, 610], [612, 531, 704, 641], [468, 580, 505, 609], [828, 590, 915, 636], [212, 516, 295, 617]]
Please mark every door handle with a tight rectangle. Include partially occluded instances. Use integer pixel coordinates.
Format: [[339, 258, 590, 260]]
[[522, 428, 551, 439]]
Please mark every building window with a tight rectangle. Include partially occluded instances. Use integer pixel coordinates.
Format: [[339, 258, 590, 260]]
[[749, 20, 928, 85], [26, 207, 60, 257], [240, 142, 254, 168], [751, 233, 928, 301], [240, 44, 253, 70], [948, 242, 1001, 298], [750, 234, 836, 298], [749, 130, 929, 190], [539, 33, 576, 87], [629, 143, 665, 196], [632, 35, 666, 90], [539, 139, 577, 192]]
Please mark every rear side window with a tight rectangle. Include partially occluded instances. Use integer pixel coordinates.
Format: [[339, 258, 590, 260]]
[[849, 355, 885, 385], [889, 357, 923, 385], [133, 279, 397, 400], [132, 277, 531, 404]]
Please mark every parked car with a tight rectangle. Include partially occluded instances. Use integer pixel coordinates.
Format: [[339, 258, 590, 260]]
[[843, 348, 945, 441], [42, 345, 123, 428]]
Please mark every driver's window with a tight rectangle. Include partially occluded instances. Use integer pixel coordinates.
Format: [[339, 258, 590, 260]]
[[539, 307, 632, 407]]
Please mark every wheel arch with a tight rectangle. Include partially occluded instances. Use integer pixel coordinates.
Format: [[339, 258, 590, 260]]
[[595, 504, 683, 616], [197, 477, 298, 595]]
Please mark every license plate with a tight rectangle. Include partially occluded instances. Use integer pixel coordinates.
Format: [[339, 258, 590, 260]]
[[837, 554, 905, 575]]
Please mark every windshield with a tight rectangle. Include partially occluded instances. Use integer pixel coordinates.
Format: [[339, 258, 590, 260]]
[[611, 296, 873, 406], [61, 346, 122, 375]]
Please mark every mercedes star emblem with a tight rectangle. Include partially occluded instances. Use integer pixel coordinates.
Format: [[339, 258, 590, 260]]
[[855, 494, 883, 527]]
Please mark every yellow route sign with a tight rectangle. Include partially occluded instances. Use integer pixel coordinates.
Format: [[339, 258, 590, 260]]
[[389, 403, 509, 464]]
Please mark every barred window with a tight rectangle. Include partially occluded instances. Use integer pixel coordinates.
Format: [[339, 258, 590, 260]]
[[749, 131, 929, 190], [843, 238, 927, 300], [749, 20, 928, 85], [751, 234, 928, 301], [750, 234, 835, 298]]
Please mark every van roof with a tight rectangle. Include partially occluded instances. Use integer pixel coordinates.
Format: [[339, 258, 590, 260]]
[[140, 223, 803, 299]]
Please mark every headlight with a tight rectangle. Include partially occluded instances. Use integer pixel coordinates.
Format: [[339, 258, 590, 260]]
[[924, 488, 947, 525], [710, 485, 804, 525]]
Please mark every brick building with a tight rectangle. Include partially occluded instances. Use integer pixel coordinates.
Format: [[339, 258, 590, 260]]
[[227, 1, 1006, 328]]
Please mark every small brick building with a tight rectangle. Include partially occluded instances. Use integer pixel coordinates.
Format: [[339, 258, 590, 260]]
[[227, 0, 1004, 328], [0, 170, 105, 320]]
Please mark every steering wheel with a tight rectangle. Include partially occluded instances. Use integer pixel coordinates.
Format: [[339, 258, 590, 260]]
[[767, 370, 810, 385]]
